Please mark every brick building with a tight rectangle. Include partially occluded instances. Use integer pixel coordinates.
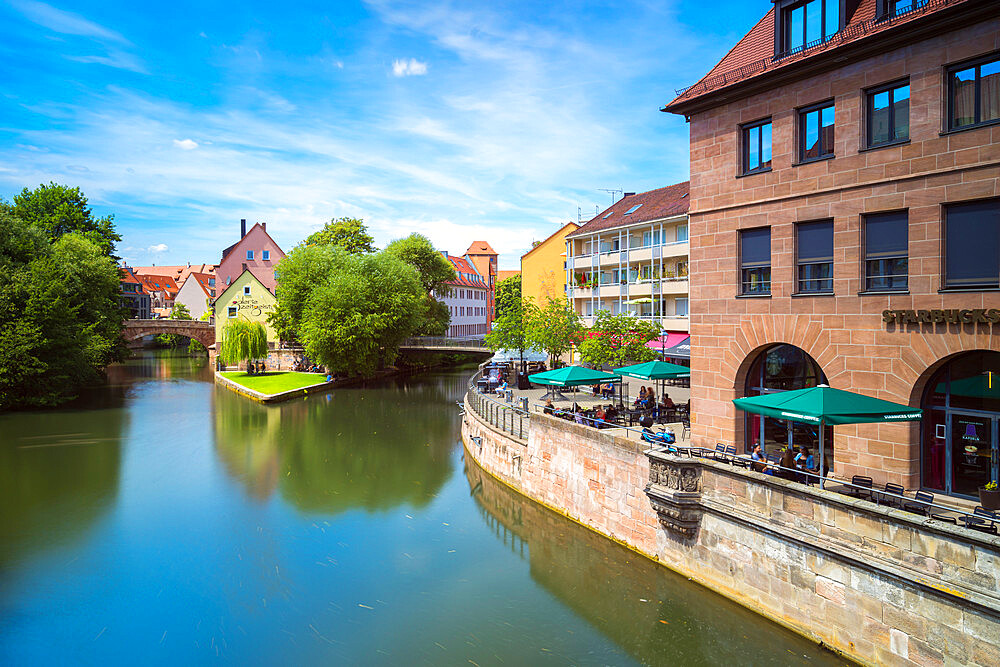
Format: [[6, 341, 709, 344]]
[[665, 0, 1000, 498], [464, 241, 498, 328]]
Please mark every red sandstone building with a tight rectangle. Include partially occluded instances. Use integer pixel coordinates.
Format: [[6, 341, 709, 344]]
[[665, 0, 1000, 499]]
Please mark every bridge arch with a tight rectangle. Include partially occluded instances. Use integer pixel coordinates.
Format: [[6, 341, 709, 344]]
[[123, 320, 215, 349]]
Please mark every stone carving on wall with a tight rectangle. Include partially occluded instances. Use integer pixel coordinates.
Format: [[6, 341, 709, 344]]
[[645, 454, 703, 539]]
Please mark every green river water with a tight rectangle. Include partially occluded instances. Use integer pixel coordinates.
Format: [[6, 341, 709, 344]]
[[0, 351, 849, 665]]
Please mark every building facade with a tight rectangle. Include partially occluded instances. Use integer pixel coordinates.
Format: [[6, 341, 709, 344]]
[[217, 219, 286, 292], [520, 222, 577, 307], [437, 252, 489, 339], [135, 274, 178, 316], [174, 272, 216, 321], [213, 269, 278, 347], [564, 183, 690, 333], [666, 0, 1000, 497], [464, 241, 498, 328], [119, 266, 151, 319]]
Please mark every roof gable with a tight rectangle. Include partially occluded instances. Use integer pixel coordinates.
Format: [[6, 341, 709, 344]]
[[521, 222, 579, 260], [465, 241, 497, 256], [213, 268, 271, 303], [220, 222, 286, 262], [566, 182, 690, 238]]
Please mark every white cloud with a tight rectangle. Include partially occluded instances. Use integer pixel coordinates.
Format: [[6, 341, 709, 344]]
[[172, 139, 198, 150], [148, 243, 168, 253], [10, 0, 129, 43], [392, 58, 428, 77]]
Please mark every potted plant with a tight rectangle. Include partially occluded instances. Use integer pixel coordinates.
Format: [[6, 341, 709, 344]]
[[980, 481, 1000, 511]]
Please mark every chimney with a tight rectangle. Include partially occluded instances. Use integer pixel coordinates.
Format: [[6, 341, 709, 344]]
[[624, 192, 636, 197], [241, 219, 247, 238], [261, 222, 266, 231], [242, 263, 247, 272]]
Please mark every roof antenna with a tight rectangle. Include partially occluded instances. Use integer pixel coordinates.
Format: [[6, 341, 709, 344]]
[[598, 188, 623, 205], [577, 206, 581, 223]]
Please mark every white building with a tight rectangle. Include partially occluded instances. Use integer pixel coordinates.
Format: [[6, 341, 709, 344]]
[[565, 182, 690, 334], [436, 252, 489, 339], [174, 272, 217, 321]]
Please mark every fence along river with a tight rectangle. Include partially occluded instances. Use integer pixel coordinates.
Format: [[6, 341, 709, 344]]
[[0, 351, 847, 664]]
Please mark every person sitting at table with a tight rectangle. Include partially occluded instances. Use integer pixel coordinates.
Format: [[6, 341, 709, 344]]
[[633, 387, 647, 407], [601, 382, 615, 399], [778, 448, 798, 481], [795, 446, 817, 472], [660, 393, 674, 409], [605, 405, 617, 422], [643, 390, 656, 409], [590, 383, 601, 396], [543, 399, 554, 415], [594, 406, 607, 426], [750, 444, 768, 474], [496, 380, 509, 398]]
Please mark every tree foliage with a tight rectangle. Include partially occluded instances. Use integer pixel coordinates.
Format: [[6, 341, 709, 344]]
[[383, 233, 456, 335], [1, 182, 121, 258], [495, 273, 521, 319], [0, 209, 125, 410], [525, 297, 581, 367], [299, 252, 424, 376], [576, 310, 659, 369], [219, 319, 268, 366], [170, 303, 192, 320], [305, 217, 376, 254], [485, 297, 537, 360]]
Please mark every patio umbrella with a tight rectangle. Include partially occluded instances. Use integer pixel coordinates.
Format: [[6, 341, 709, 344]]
[[732, 384, 922, 488], [529, 366, 619, 402], [613, 360, 690, 380]]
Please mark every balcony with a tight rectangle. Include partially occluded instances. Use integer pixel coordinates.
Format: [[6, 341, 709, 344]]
[[659, 277, 689, 295]]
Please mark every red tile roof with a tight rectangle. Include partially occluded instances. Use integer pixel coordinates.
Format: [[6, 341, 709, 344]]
[[120, 267, 146, 293], [465, 241, 497, 256], [187, 272, 217, 298], [665, 0, 973, 114], [133, 264, 214, 283], [444, 254, 489, 289], [136, 274, 179, 297], [497, 270, 521, 282], [566, 182, 690, 238]]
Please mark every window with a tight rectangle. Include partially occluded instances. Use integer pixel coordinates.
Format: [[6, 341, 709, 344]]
[[642, 230, 661, 247], [877, 0, 929, 20], [948, 54, 1000, 131], [797, 221, 834, 293], [624, 204, 642, 215], [740, 227, 771, 295], [208, 278, 215, 286], [676, 224, 688, 243], [262, 250, 270, 261], [864, 211, 908, 292], [778, 0, 839, 55], [246, 250, 254, 260], [243, 285, 251, 295], [944, 199, 1000, 289], [867, 81, 910, 147], [675, 298, 689, 317], [798, 101, 835, 162], [209, 289, 215, 297], [228, 306, 237, 318], [226, 276, 231, 285], [741, 119, 772, 174]]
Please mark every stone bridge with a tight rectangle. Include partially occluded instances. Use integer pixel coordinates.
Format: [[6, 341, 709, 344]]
[[123, 319, 215, 348]]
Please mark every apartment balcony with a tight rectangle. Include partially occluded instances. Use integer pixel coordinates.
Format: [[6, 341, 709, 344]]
[[598, 250, 628, 267], [661, 240, 689, 259], [571, 255, 596, 270], [659, 277, 689, 295], [598, 283, 627, 298]]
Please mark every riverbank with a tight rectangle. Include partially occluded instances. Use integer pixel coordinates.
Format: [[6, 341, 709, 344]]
[[462, 381, 1000, 667]]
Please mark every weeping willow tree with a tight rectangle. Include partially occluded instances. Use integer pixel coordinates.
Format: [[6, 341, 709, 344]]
[[219, 319, 268, 370]]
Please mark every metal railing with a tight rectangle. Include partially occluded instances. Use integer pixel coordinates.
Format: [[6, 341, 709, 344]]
[[401, 336, 488, 349], [466, 370, 530, 440]]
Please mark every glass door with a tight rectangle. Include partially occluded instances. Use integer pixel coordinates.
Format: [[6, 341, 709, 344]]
[[950, 412, 997, 497]]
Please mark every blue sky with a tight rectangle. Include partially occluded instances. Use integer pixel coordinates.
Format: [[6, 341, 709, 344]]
[[0, 0, 763, 269]]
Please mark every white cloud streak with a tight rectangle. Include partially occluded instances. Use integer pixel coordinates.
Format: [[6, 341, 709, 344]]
[[392, 58, 428, 77]]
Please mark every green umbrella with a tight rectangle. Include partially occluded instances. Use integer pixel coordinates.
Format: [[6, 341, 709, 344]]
[[612, 360, 690, 380], [528, 366, 619, 387], [733, 385, 922, 488]]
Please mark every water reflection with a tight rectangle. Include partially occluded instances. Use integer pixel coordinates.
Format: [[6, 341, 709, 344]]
[[213, 370, 470, 514], [465, 461, 849, 666]]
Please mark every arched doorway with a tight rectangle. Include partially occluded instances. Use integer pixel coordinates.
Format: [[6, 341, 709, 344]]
[[743, 344, 832, 464], [921, 351, 1000, 498]]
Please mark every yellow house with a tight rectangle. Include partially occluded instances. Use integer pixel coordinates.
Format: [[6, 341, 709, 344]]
[[213, 269, 278, 346], [520, 221, 579, 306]]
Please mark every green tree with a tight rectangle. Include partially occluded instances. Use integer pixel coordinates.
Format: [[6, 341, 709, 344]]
[[576, 310, 658, 369], [526, 297, 581, 367], [170, 303, 192, 320], [155, 302, 194, 348], [485, 298, 538, 369], [305, 217, 376, 254], [495, 273, 521, 319], [0, 211, 125, 410], [299, 252, 424, 376], [383, 233, 457, 335], [219, 320, 268, 369], [2, 182, 121, 257], [268, 244, 346, 341]]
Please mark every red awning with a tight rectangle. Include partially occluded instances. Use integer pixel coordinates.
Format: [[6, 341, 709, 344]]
[[646, 332, 688, 350]]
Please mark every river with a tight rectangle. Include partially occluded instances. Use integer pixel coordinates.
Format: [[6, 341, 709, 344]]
[[0, 351, 848, 665]]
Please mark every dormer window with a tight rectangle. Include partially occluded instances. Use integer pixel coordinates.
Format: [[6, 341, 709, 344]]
[[876, 1, 928, 20], [776, 0, 840, 56]]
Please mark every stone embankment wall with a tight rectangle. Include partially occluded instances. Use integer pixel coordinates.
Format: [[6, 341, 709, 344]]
[[462, 396, 1000, 666]]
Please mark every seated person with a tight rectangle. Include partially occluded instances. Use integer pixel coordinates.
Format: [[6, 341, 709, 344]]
[[643, 391, 656, 409], [778, 448, 798, 481], [750, 443, 768, 473], [633, 387, 647, 408], [604, 405, 617, 421], [543, 399, 555, 415], [601, 382, 615, 399], [795, 446, 817, 472], [496, 380, 509, 397], [591, 384, 601, 396], [660, 393, 674, 409]]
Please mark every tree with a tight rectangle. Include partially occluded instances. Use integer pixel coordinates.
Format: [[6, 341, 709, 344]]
[[526, 297, 581, 367], [305, 217, 376, 254], [485, 298, 538, 371], [155, 303, 193, 348], [576, 310, 659, 369], [383, 233, 457, 335], [219, 320, 268, 370], [2, 182, 121, 257], [298, 252, 424, 376], [170, 303, 192, 320], [268, 244, 346, 341], [495, 273, 521, 319], [0, 210, 125, 410]]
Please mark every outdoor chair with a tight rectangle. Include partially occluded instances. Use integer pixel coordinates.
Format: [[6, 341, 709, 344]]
[[844, 476, 874, 501], [902, 491, 934, 516], [962, 507, 999, 535], [877, 482, 905, 507], [724, 444, 742, 466], [711, 443, 728, 463]]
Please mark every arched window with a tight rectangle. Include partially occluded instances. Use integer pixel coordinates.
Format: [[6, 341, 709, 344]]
[[921, 351, 1000, 497], [743, 344, 831, 458]]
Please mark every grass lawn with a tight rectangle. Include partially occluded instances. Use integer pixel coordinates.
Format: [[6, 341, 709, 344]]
[[221, 371, 328, 395]]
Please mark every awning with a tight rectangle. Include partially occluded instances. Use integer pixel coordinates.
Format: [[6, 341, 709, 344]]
[[613, 360, 690, 380], [733, 386, 923, 425], [645, 332, 688, 352], [656, 335, 690, 359], [528, 366, 619, 387]]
